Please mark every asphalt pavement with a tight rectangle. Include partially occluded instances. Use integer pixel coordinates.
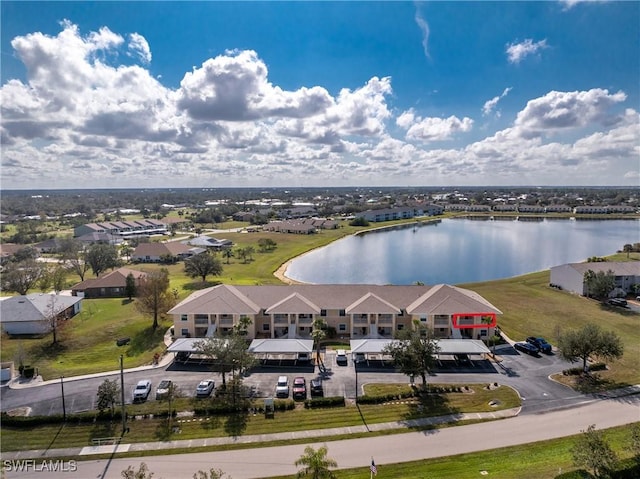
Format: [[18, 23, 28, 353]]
[[4, 395, 639, 479]]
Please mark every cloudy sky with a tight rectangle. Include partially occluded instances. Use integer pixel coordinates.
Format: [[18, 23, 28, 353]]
[[1, 1, 638, 189]]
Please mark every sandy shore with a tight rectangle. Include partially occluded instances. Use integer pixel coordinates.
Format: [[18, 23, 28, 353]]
[[273, 259, 296, 284]]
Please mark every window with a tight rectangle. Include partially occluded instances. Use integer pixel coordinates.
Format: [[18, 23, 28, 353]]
[[397, 324, 404, 330], [262, 324, 270, 331], [181, 328, 189, 336], [338, 324, 346, 331], [480, 329, 487, 337], [420, 316, 427, 322], [339, 309, 346, 316], [320, 309, 327, 317], [181, 314, 188, 321]]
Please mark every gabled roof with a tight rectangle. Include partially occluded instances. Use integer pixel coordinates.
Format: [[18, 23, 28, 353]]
[[266, 292, 321, 314], [168, 284, 261, 315], [1, 294, 82, 323], [345, 292, 400, 314], [133, 242, 194, 257], [170, 284, 502, 318], [71, 267, 147, 291], [406, 284, 502, 316], [561, 261, 640, 277]]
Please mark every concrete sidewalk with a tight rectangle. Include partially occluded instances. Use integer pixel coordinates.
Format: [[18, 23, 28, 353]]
[[0, 407, 522, 461]]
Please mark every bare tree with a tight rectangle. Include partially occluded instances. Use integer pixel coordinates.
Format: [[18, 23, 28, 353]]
[[135, 268, 176, 330], [1, 259, 44, 295]]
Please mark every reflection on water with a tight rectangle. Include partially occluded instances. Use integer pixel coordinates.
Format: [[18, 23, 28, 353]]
[[286, 218, 639, 285]]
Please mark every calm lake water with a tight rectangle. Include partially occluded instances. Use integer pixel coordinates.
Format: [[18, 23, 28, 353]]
[[285, 218, 640, 285]]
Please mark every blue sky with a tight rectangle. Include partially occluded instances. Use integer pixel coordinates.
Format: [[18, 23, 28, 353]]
[[1, 1, 638, 189]]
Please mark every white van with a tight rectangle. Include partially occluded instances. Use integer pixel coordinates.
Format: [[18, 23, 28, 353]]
[[275, 375, 289, 398]]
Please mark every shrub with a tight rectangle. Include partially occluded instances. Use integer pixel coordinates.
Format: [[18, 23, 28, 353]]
[[22, 366, 35, 378], [304, 396, 346, 409]]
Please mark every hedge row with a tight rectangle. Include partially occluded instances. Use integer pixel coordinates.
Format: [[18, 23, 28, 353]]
[[303, 396, 345, 409], [1, 410, 123, 427]]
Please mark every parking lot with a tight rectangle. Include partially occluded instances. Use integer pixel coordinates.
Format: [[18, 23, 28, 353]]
[[0, 343, 588, 417]]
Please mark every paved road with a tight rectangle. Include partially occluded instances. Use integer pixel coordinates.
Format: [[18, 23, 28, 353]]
[[5, 396, 639, 479]]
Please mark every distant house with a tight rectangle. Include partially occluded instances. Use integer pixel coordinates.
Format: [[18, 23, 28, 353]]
[[264, 220, 316, 234], [0, 294, 82, 336], [550, 261, 640, 297], [131, 242, 205, 263], [183, 235, 233, 251], [75, 232, 123, 246], [0, 243, 30, 263], [34, 238, 65, 254], [71, 267, 147, 298], [74, 219, 167, 239]]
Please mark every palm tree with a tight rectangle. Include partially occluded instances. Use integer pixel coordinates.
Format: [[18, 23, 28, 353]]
[[295, 445, 338, 479], [311, 318, 327, 372]]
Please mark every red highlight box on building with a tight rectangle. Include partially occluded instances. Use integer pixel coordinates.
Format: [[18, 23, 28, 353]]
[[451, 312, 497, 329]]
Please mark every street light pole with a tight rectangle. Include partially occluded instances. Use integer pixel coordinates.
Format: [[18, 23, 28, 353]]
[[60, 376, 66, 421], [120, 354, 126, 434], [354, 359, 359, 403]]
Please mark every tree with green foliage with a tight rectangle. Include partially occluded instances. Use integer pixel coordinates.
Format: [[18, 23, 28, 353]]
[[96, 378, 120, 417], [294, 445, 338, 479], [571, 424, 618, 479], [51, 266, 68, 293], [583, 269, 616, 300], [557, 323, 624, 373], [383, 320, 440, 388], [125, 273, 137, 300], [195, 333, 255, 390], [349, 216, 369, 227], [622, 243, 633, 258], [1, 259, 44, 295], [223, 248, 234, 264], [184, 252, 223, 282], [85, 243, 120, 277], [257, 238, 277, 252], [121, 462, 154, 479], [135, 268, 176, 330]]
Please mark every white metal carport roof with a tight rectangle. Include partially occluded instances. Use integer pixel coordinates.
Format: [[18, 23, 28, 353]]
[[248, 339, 314, 354], [166, 337, 229, 353], [349, 338, 489, 355]]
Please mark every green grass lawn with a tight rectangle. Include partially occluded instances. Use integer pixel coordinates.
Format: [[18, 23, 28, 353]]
[[0, 299, 172, 378]]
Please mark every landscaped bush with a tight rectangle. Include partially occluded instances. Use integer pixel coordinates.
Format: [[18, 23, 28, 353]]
[[562, 362, 607, 376], [303, 396, 345, 409], [357, 391, 415, 404]]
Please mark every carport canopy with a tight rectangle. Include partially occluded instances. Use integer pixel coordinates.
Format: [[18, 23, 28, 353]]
[[350, 338, 489, 356], [248, 338, 314, 355], [167, 337, 229, 353]]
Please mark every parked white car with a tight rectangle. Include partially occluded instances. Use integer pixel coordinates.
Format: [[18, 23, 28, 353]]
[[132, 380, 151, 402]]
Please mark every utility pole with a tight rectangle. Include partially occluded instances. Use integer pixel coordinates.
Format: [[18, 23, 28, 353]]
[[120, 355, 126, 434], [60, 376, 66, 420]]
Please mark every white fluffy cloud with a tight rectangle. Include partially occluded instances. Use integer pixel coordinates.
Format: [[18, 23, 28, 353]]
[[397, 108, 473, 142], [513, 88, 627, 138], [506, 38, 548, 64], [0, 22, 638, 188]]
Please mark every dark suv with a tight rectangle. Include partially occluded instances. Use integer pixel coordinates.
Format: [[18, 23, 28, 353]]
[[310, 378, 323, 397], [526, 337, 552, 354]]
